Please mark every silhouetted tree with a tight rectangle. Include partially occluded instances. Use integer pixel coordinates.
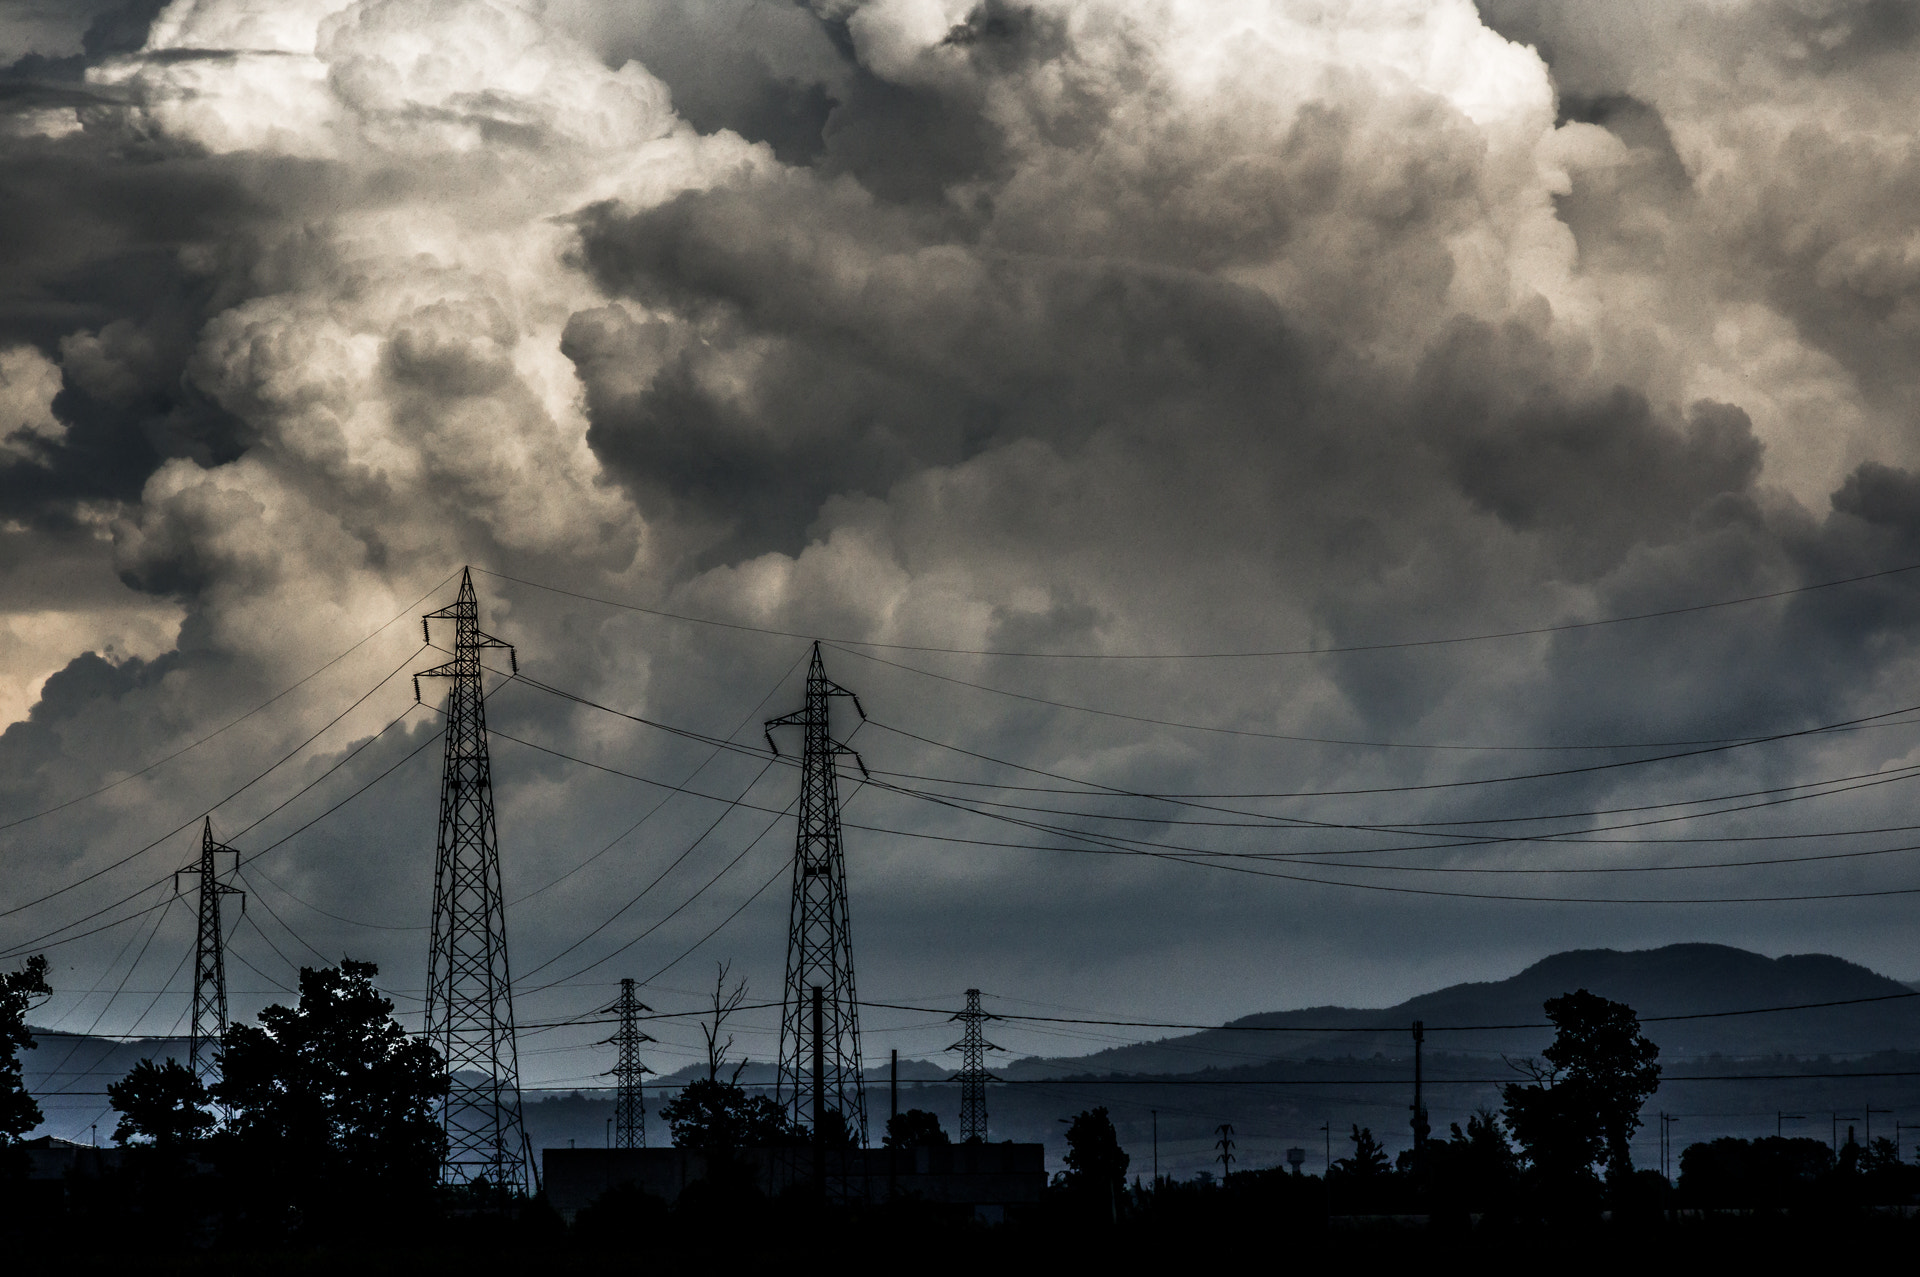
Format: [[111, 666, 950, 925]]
[[1503, 988, 1660, 1189], [660, 962, 798, 1153], [0, 955, 49, 1145], [1408, 1108, 1519, 1212], [884, 1108, 951, 1148], [1862, 1135, 1903, 1173], [1679, 1136, 1833, 1208], [1060, 1106, 1129, 1211], [696, 961, 749, 1085], [109, 1058, 212, 1150], [660, 1078, 798, 1152], [1334, 1125, 1390, 1177], [214, 959, 446, 1230]]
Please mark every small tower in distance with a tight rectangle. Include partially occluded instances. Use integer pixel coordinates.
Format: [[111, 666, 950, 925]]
[[181, 817, 243, 1092], [949, 988, 1001, 1143], [608, 977, 653, 1149]]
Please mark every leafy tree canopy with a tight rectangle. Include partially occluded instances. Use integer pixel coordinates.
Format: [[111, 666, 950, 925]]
[[213, 959, 447, 1195], [1503, 988, 1660, 1184], [884, 1108, 951, 1148], [109, 1058, 213, 1149], [1061, 1106, 1129, 1197], [659, 1078, 798, 1153], [1334, 1125, 1390, 1178], [1, 955, 49, 1144]]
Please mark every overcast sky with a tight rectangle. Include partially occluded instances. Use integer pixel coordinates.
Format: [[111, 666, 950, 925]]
[[8, 0, 1920, 1089]]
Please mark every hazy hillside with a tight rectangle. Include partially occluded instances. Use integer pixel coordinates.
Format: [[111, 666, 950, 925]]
[[28, 943, 1919, 1163], [20, 1030, 189, 1144], [1002, 944, 1920, 1078]]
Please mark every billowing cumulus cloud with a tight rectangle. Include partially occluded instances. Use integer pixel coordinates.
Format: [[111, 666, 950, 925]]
[[7, 0, 1920, 1099]]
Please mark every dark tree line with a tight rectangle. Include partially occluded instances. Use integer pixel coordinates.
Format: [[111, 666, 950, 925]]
[[2, 955, 449, 1247]]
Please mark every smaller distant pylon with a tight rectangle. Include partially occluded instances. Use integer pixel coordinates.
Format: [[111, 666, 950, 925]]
[[607, 978, 654, 1149], [948, 988, 1002, 1143], [178, 818, 244, 1093]]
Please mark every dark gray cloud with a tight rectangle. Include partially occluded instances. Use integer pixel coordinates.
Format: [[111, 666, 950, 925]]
[[13, 0, 1920, 1107]]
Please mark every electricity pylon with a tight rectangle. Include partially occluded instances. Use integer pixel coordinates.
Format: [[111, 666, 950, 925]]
[[766, 642, 870, 1144], [607, 978, 653, 1149], [949, 988, 1001, 1143], [178, 817, 243, 1091], [417, 566, 528, 1191]]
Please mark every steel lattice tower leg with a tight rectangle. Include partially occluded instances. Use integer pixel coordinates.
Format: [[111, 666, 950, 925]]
[[766, 642, 870, 1145], [181, 818, 243, 1092], [607, 978, 653, 1149], [417, 567, 529, 1191], [949, 988, 1000, 1143]]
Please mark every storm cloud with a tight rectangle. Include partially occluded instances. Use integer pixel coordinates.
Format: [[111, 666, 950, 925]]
[[7, 0, 1920, 1093]]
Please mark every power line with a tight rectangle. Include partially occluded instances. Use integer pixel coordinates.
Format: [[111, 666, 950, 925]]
[[516, 795, 794, 996], [0, 646, 425, 922], [479, 713, 1920, 905], [0, 570, 456, 835], [856, 696, 1920, 795], [859, 988, 1920, 1033], [513, 759, 780, 982], [853, 716, 1920, 843], [510, 666, 1920, 840], [855, 769, 1920, 876], [1, 708, 439, 960], [474, 559, 1920, 660], [507, 648, 807, 907]]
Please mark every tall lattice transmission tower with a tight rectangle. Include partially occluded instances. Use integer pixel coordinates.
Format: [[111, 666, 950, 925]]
[[417, 567, 528, 1190], [949, 988, 1000, 1143], [179, 817, 243, 1091], [607, 978, 653, 1149], [766, 642, 870, 1144]]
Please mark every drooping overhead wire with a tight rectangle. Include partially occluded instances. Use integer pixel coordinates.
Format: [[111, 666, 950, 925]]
[[473, 559, 1920, 660], [0, 569, 457, 836], [513, 758, 782, 984], [853, 694, 1920, 795], [0, 704, 437, 959], [0, 646, 427, 922], [470, 685, 1920, 903], [508, 647, 808, 907]]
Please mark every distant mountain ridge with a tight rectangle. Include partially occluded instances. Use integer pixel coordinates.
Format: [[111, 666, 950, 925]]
[[1001, 944, 1920, 1079]]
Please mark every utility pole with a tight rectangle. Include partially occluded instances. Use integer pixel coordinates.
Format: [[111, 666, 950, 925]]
[[1658, 1112, 1679, 1180], [888, 1047, 899, 1199], [418, 567, 528, 1192], [1409, 1020, 1429, 1163], [1866, 1105, 1891, 1145], [949, 988, 1001, 1143], [767, 644, 870, 1145], [178, 817, 243, 1093], [607, 978, 653, 1149], [1778, 1111, 1804, 1138], [1215, 1123, 1235, 1183], [1152, 1110, 1158, 1189]]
